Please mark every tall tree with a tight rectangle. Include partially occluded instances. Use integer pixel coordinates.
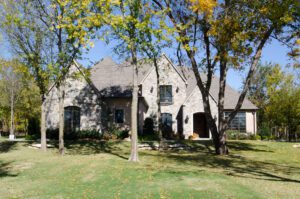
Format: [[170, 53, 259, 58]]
[[1, 0, 51, 150], [137, 3, 171, 146], [152, 0, 299, 154], [96, 0, 148, 161], [248, 63, 273, 128], [0, 59, 40, 137], [265, 65, 300, 140], [0, 59, 24, 139], [1, 0, 98, 153]]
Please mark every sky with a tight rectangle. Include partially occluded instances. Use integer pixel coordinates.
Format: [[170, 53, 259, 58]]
[[76, 38, 293, 91], [0, 35, 295, 91]]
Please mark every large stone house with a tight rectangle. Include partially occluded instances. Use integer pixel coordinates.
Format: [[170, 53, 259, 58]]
[[44, 55, 258, 139]]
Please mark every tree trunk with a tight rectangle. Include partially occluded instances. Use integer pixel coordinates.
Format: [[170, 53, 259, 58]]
[[215, 132, 229, 155], [58, 81, 65, 155], [128, 62, 139, 162], [9, 89, 15, 140], [40, 96, 47, 151], [154, 58, 163, 148]]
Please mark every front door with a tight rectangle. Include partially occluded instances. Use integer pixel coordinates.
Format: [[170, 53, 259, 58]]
[[193, 113, 209, 138]]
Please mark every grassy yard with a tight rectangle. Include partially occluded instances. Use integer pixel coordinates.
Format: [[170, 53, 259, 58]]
[[0, 138, 299, 199]]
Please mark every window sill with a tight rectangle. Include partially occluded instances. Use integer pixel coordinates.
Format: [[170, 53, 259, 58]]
[[160, 102, 173, 106]]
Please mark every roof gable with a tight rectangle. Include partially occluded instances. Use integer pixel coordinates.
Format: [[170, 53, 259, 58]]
[[180, 67, 257, 110]]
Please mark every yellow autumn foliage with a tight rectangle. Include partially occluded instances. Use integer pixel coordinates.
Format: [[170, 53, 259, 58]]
[[189, 0, 217, 15]]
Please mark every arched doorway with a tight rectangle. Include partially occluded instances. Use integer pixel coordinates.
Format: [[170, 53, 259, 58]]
[[193, 112, 209, 138]]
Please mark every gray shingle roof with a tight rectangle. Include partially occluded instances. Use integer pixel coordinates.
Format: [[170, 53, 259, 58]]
[[177, 66, 257, 110], [90, 57, 152, 97], [90, 56, 257, 110]]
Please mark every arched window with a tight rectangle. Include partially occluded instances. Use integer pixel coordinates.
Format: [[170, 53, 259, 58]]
[[64, 106, 81, 133]]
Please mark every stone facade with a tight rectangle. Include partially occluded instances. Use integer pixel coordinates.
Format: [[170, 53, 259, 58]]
[[141, 57, 187, 134], [182, 87, 218, 139], [44, 63, 102, 131], [44, 55, 258, 138]]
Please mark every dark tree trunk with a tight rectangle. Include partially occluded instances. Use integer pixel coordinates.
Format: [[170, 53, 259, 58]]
[[153, 57, 163, 148]]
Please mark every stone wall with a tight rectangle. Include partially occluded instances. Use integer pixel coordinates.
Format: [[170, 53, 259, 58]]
[[44, 64, 102, 131], [141, 56, 187, 134], [182, 87, 218, 139]]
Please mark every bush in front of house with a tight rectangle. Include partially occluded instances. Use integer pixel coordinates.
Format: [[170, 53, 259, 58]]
[[257, 122, 272, 140], [106, 125, 129, 140], [139, 132, 160, 141], [45, 128, 102, 140], [226, 130, 259, 140], [77, 129, 101, 139]]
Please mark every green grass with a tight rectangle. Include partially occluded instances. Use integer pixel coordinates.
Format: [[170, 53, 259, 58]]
[[0, 139, 300, 199]]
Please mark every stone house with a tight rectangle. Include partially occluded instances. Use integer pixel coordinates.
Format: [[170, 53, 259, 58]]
[[45, 55, 258, 139]]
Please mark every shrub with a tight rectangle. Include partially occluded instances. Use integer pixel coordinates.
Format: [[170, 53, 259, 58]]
[[77, 129, 101, 139], [46, 128, 58, 139], [226, 130, 240, 140], [25, 134, 39, 140], [143, 117, 154, 135], [46, 128, 101, 140], [258, 123, 271, 139], [226, 130, 255, 140], [249, 134, 261, 140], [139, 132, 160, 141]]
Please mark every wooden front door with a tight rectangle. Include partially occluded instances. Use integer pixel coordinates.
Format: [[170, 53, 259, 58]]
[[193, 113, 209, 138]]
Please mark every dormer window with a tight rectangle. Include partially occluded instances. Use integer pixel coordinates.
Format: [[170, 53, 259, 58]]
[[160, 85, 172, 104]]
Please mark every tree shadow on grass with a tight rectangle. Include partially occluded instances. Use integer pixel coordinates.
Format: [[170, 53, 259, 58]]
[[63, 140, 129, 160], [0, 161, 18, 178], [0, 141, 18, 153], [142, 146, 300, 184], [227, 141, 274, 152]]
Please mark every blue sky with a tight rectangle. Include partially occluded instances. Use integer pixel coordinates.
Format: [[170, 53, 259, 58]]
[[0, 36, 294, 91]]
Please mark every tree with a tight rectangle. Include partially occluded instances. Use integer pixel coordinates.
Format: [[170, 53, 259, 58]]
[[136, 3, 171, 146], [1, 0, 51, 150], [0, 59, 23, 139], [248, 63, 273, 128], [265, 65, 300, 140], [0, 59, 41, 137], [94, 0, 152, 161], [152, 0, 299, 154], [1, 0, 97, 153]]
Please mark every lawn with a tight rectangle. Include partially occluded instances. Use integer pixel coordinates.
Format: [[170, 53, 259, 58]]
[[0, 138, 299, 199]]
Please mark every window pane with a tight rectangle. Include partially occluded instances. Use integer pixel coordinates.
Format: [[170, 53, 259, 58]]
[[160, 85, 172, 103], [224, 112, 246, 132], [64, 106, 81, 133], [115, 109, 124, 123], [161, 113, 172, 127]]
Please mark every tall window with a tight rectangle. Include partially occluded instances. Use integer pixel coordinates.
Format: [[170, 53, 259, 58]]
[[161, 113, 173, 136], [64, 106, 81, 133], [161, 113, 172, 128], [160, 85, 172, 103], [115, 109, 124, 123], [224, 112, 246, 132]]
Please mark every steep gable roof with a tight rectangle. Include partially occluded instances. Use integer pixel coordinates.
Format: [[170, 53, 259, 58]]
[[90, 57, 152, 97], [179, 67, 257, 110]]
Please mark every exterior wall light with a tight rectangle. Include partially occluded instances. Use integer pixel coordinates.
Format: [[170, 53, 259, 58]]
[[150, 86, 153, 93], [185, 115, 189, 123]]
